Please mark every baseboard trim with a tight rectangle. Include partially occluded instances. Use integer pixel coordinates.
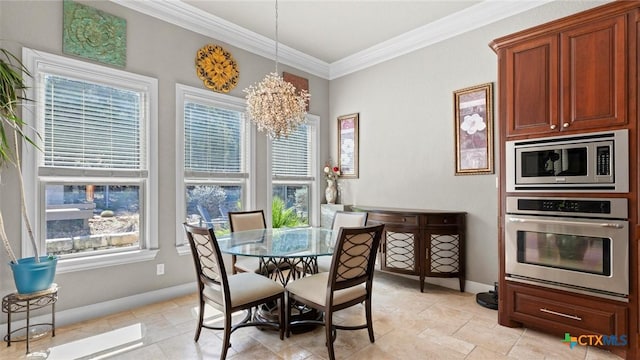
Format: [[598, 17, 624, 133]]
[[0, 282, 196, 339]]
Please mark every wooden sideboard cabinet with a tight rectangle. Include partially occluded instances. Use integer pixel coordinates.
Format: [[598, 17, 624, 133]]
[[353, 206, 466, 292]]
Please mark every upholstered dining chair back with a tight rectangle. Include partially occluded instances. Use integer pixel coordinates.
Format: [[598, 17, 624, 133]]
[[183, 224, 230, 309], [285, 224, 384, 360], [228, 210, 267, 232], [330, 211, 368, 243], [329, 224, 382, 291], [316, 211, 369, 273], [227, 210, 268, 274], [183, 223, 285, 360]]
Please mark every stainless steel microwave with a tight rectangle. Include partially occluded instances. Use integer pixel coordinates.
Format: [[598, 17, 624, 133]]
[[506, 129, 628, 192]]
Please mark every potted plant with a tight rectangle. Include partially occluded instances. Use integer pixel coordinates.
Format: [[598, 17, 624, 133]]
[[0, 47, 57, 294]]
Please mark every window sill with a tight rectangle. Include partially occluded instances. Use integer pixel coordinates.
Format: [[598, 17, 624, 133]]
[[176, 244, 191, 256], [55, 249, 160, 274]]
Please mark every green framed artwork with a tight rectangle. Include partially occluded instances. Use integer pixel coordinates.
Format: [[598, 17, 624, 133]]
[[63, 0, 126, 67]]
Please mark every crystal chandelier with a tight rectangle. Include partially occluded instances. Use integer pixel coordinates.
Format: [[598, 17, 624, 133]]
[[244, 0, 310, 139]]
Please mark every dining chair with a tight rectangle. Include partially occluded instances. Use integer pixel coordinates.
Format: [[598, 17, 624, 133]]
[[284, 224, 385, 360], [317, 211, 369, 272], [183, 223, 284, 360], [196, 204, 214, 228], [228, 210, 268, 274]]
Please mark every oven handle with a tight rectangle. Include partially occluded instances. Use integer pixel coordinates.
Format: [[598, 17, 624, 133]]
[[507, 217, 624, 229]]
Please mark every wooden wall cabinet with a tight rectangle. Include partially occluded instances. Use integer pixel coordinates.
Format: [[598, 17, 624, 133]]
[[495, 11, 629, 139], [354, 207, 466, 292], [492, 2, 639, 358]]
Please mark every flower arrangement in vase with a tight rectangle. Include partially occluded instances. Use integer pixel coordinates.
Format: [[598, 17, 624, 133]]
[[323, 161, 340, 204]]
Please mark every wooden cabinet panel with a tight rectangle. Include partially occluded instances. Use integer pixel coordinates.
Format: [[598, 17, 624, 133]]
[[561, 14, 627, 130], [422, 227, 465, 292], [367, 212, 418, 226], [505, 35, 559, 137], [492, 3, 637, 357], [425, 214, 464, 226], [506, 282, 628, 344], [380, 226, 418, 275], [356, 207, 466, 292], [499, 13, 628, 139]]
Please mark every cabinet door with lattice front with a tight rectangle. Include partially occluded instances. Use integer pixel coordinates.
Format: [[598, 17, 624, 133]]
[[379, 227, 419, 276], [422, 228, 465, 292]]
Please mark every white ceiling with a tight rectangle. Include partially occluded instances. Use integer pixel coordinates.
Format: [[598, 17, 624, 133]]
[[182, 0, 482, 64], [114, 0, 569, 79]]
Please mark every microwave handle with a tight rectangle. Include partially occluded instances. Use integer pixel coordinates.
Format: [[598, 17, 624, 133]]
[[507, 216, 624, 229]]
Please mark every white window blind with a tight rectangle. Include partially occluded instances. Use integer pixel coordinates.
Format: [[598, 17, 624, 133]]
[[272, 124, 311, 178], [43, 75, 144, 170], [184, 102, 243, 174]]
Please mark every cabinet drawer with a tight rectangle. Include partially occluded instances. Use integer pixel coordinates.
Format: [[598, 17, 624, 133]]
[[426, 214, 460, 226], [508, 283, 627, 338], [367, 212, 418, 226]]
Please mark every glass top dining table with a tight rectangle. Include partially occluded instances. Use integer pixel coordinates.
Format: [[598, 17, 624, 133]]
[[217, 227, 336, 284]]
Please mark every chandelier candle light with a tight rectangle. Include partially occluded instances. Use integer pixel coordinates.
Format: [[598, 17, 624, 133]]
[[244, 0, 310, 139]]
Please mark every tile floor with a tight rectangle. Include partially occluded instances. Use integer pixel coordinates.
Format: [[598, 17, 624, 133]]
[[0, 272, 624, 359]]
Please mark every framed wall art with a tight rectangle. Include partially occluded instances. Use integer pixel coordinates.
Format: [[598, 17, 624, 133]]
[[63, 0, 127, 67], [338, 113, 359, 178], [453, 83, 494, 175], [283, 72, 309, 111]]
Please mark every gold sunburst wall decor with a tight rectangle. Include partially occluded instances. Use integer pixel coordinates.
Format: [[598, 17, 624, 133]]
[[195, 44, 239, 93]]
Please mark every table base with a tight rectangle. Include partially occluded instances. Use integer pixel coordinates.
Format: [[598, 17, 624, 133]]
[[255, 256, 324, 334]]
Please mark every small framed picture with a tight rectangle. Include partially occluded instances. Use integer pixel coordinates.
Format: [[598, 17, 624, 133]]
[[338, 113, 359, 178], [454, 83, 494, 175]]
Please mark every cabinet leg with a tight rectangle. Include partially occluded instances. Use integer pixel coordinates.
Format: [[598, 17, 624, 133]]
[[459, 276, 465, 292]]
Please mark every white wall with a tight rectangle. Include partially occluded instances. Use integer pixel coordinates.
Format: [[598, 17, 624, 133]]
[[0, 0, 608, 321], [0, 0, 330, 313], [330, 0, 608, 287]]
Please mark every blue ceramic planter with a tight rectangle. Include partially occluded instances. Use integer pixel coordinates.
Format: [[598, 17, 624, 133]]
[[10, 256, 58, 294]]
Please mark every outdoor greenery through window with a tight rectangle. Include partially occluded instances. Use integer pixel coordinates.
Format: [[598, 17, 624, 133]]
[[181, 89, 249, 236], [272, 123, 315, 227], [25, 51, 156, 259]]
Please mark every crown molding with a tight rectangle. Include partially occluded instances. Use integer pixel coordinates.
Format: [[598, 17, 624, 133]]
[[112, 0, 554, 80], [329, 0, 555, 79], [112, 0, 330, 78]]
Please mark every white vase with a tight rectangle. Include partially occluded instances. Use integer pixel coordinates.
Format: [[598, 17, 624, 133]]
[[325, 179, 337, 204]]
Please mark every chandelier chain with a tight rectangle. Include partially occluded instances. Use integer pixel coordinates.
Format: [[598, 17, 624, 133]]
[[243, 0, 310, 139], [275, 0, 279, 73]]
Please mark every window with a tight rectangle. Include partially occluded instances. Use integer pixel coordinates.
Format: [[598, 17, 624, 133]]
[[22, 48, 158, 272], [176, 84, 252, 247], [271, 116, 319, 228]]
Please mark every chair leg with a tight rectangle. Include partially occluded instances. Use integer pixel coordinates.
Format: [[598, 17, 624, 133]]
[[278, 296, 285, 340], [285, 292, 291, 338], [325, 310, 336, 360], [195, 300, 205, 341], [220, 312, 232, 360], [365, 298, 375, 343]]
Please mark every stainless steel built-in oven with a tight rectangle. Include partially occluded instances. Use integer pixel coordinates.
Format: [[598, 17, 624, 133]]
[[505, 197, 629, 300]]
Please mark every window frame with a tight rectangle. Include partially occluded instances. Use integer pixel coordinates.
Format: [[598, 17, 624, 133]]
[[21, 48, 159, 273], [268, 114, 320, 227], [175, 83, 255, 254]]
